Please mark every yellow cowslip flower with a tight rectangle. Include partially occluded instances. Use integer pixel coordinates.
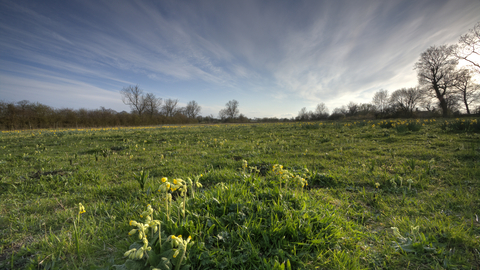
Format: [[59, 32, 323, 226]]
[[161, 177, 167, 182], [173, 249, 180, 258], [128, 229, 137, 236], [124, 248, 136, 257], [173, 179, 177, 184], [135, 248, 144, 259], [129, 220, 137, 226], [375, 182, 380, 189], [78, 203, 86, 214]]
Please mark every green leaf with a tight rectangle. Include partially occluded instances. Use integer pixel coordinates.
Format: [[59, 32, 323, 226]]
[[207, 224, 216, 235], [155, 257, 172, 270], [308, 239, 325, 244], [160, 240, 174, 253], [180, 264, 191, 270], [159, 249, 175, 259], [147, 248, 161, 267]]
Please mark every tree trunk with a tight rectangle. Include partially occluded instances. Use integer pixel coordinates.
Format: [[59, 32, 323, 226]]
[[439, 97, 448, 117], [463, 95, 471, 115]]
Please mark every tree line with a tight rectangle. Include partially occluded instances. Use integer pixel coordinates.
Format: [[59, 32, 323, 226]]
[[297, 22, 480, 121], [0, 96, 206, 130]]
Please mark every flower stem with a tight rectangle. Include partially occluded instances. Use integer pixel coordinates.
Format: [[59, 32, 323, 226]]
[[175, 245, 187, 270]]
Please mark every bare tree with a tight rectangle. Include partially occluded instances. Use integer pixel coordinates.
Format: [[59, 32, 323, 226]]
[[453, 69, 480, 114], [313, 103, 329, 119], [329, 106, 347, 120], [346, 101, 359, 116], [120, 85, 146, 115], [218, 108, 228, 120], [358, 103, 376, 115], [143, 93, 162, 117], [372, 89, 389, 114], [219, 99, 239, 119], [296, 107, 309, 121], [389, 87, 423, 114], [184, 100, 202, 118], [455, 22, 480, 74], [415, 45, 459, 117], [162, 98, 179, 117]]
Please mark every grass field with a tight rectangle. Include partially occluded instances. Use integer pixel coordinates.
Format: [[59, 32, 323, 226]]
[[1, 119, 479, 269]]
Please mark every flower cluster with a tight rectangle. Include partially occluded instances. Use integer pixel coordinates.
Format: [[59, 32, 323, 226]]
[[169, 234, 192, 259], [124, 205, 160, 260], [272, 164, 308, 191]]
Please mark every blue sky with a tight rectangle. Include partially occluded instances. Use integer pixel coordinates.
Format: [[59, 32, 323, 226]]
[[1, 0, 479, 118]]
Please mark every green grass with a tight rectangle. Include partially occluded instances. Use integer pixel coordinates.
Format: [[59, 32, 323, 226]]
[[0, 119, 479, 269]]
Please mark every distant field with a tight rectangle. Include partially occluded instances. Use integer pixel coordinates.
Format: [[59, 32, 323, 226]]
[[0, 119, 479, 269]]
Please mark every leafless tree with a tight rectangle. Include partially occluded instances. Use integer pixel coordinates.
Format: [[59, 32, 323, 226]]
[[120, 85, 146, 115], [219, 99, 239, 119], [184, 100, 202, 118], [313, 103, 329, 119], [296, 107, 309, 121], [415, 45, 459, 117], [389, 87, 423, 114], [218, 108, 228, 120], [346, 102, 359, 116], [358, 103, 376, 115], [329, 106, 347, 120], [453, 69, 480, 114], [455, 22, 480, 74], [144, 93, 162, 117], [162, 98, 179, 117], [372, 89, 389, 113]]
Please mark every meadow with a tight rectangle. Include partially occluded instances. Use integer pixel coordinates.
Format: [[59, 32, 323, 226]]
[[0, 118, 479, 269]]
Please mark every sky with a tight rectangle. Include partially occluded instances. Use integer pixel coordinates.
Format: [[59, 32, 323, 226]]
[[1, 0, 479, 119]]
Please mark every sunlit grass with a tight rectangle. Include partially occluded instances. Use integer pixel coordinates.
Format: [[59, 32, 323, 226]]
[[0, 118, 479, 269]]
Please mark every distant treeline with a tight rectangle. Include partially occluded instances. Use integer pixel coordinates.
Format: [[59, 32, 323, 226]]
[[0, 100, 208, 130], [1, 98, 478, 131]]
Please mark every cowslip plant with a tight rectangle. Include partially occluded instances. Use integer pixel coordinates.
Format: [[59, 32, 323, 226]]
[[272, 164, 308, 194], [134, 169, 150, 191], [292, 175, 308, 196], [124, 205, 161, 261], [186, 175, 203, 199], [74, 203, 86, 257], [114, 205, 194, 270], [272, 164, 287, 190], [242, 159, 248, 174], [158, 177, 172, 221], [171, 178, 188, 222], [390, 226, 436, 254]]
